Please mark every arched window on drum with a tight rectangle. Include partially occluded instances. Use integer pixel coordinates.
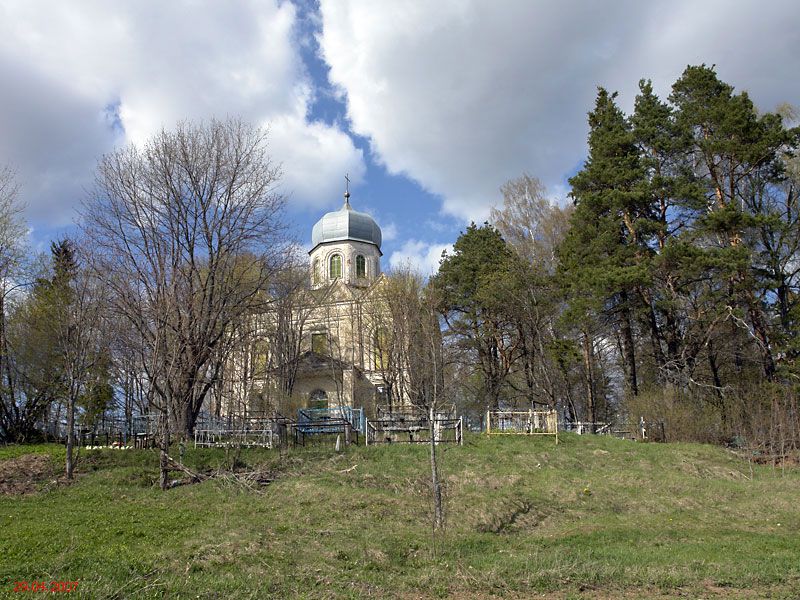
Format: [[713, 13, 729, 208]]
[[329, 254, 342, 279]]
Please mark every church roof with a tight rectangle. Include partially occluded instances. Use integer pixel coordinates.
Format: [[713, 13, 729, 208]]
[[310, 195, 382, 252], [291, 350, 348, 373]]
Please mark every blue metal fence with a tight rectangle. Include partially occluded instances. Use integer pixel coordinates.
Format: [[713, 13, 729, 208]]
[[297, 406, 364, 435]]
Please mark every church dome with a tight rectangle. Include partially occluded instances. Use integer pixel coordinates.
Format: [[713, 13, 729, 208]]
[[311, 195, 382, 251]]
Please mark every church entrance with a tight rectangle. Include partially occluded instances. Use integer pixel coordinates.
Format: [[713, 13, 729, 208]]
[[309, 389, 328, 410]]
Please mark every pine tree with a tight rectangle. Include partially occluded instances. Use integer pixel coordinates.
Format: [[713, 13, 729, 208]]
[[670, 65, 796, 379], [431, 223, 523, 412], [561, 88, 655, 397]]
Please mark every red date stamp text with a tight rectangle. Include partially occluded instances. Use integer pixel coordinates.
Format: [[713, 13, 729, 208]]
[[12, 581, 79, 593]]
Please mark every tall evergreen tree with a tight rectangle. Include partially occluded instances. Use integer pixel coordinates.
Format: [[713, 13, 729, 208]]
[[431, 223, 524, 412], [560, 88, 656, 397], [669, 64, 797, 379]]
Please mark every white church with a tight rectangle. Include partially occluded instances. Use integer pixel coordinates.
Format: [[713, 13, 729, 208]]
[[216, 187, 398, 419]]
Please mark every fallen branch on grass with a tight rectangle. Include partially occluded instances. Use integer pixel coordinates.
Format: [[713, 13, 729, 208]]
[[165, 455, 207, 483], [163, 455, 275, 493]]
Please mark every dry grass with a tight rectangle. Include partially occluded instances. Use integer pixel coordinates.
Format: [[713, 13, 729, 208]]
[[0, 453, 58, 495], [0, 435, 799, 598]]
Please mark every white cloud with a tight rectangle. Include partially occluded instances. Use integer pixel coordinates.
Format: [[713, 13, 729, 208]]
[[269, 113, 365, 210], [424, 218, 457, 234], [0, 0, 365, 227], [381, 222, 398, 242], [388, 239, 452, 276], [549, 183, 572, 208], [318, 0, 800, 223]]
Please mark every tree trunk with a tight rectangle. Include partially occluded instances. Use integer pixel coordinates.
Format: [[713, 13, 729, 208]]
[[65, 395, 75, 480], [746, 300, 776, 380], [619, 298, 638, 396], [173, 397, 199, 441], [708, 342, 724, 397], [643, 297, 666, 376], [124, 371, 133, 442], [582, 331, 596, 432], [159, 408, 170, 491], [428, 405, 443, 530]]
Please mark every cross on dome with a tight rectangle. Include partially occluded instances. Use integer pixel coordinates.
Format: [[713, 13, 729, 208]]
[[310, 177, 382, 253]]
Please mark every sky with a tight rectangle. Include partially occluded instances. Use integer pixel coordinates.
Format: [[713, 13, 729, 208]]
[[0, 0, 799, 273]]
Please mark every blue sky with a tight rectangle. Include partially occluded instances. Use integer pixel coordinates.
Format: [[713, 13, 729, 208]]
[[290, 0, 462, 269], [0, 0, 799, 273]]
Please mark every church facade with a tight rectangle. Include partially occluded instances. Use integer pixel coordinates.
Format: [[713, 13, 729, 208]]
[[293, 190, 391, 411], [213, 189, 397, 419]]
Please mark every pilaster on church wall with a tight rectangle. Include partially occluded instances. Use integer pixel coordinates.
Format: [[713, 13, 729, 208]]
[[344, 244, 353, 283]]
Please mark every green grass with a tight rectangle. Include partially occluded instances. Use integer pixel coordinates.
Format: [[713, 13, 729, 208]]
[[0, 443, 66, 462], [1, 434, 798, 598]]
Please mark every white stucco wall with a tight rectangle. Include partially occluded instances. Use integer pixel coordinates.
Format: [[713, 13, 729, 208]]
[[309, 240, 381, 288]]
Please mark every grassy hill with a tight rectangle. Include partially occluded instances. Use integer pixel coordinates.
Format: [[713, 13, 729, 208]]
[[1, 434, 798, 599]]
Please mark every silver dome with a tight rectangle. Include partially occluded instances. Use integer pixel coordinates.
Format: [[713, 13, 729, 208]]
[[311, 199, 382, 251]]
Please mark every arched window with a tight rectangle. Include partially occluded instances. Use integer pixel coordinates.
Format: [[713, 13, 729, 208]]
[[312, 258, 320, 284], [329, 254, 342, 279], [311, 332, 328, 355], [356, 255, 366, 278]]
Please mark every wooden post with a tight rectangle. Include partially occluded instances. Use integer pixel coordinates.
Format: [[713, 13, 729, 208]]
[[554, 411, 559, 445], [486, 410, 491, 435]]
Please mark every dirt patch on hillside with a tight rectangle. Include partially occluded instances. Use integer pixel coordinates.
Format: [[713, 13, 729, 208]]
[[0, 453, 57, 495]]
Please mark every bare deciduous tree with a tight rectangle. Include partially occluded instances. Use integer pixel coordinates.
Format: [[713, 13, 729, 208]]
[[82, 120, 290, 488], [51, 240, 110, 480], [265, 263, 315, 408], [490, 175, 585, 419], [382, 268, 448, 530], [491, 173, 572, 271], [0, 166, 33, 443]]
